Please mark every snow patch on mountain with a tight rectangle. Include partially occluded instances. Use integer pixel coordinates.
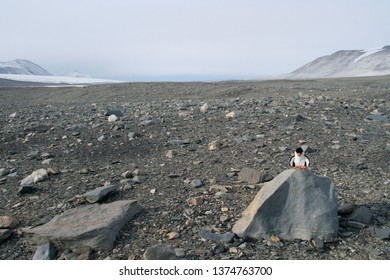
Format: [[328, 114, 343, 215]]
[[352, 47, 383, 63], [0, 59, 52, 75]]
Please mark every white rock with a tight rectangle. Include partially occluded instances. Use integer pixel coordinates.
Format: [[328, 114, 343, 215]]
[[200, 103, 209, 113], [108, 115, 118, 122]]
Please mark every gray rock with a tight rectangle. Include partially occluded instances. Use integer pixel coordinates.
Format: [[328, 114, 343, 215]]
[[105, 109, 123, 117], [82, 184, 119, 203], [347, 206, 372, 225], [132, 175, 148, 184], [143, 244, 177, 260], [33, 242, 57, 260], [199, 231, 235, 243], [238, 167, 273, 184], [369, 227, 390, 240], [232, 169, 339, 241], [366, 113, 389, 122], [191, 179, 204, 188], [238, 167, 261, 184], [0, 229, 12, 243], [0, 216, 19, 229], [338, 204, 355, 215], [0, 168, 9, 177], [20, 168, 48, 187], [24, 200, 141, 252], [128, 132, 141, 139]]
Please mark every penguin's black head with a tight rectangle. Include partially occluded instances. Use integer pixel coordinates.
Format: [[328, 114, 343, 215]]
[[295, 147, 303, 154]]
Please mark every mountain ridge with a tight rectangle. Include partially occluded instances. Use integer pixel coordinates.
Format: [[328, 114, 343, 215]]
[[286, 46, 390, 79], [0, 59, 52, 76], [0, 59, 124, 85]]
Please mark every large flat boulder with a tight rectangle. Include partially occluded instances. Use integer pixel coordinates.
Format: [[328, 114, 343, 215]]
[[232, 169, 339, 241], [24, 200, 141, 252]]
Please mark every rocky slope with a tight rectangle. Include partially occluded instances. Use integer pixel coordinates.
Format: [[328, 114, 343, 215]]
[[0, 76, 389, 260], [287, 46, 390, 79]]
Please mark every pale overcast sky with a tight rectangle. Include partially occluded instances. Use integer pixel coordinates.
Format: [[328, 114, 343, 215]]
[[2, 0, 389, 81]]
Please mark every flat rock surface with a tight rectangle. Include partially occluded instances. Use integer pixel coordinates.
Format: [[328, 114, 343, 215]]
[[0, 77, 389, 259]]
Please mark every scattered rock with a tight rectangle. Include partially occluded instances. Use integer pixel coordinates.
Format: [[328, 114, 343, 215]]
[[0, 216, 19, 229], [108, 114, 118, 122], [0, 168, 9, 177], [346, 206, 372, 225], [20, 168, 48, 187], [0, 229, 12, 243], [33, 242, 57, 260], [82, 184, 119, 203], [369, 227, 390, 240], [105, 109, 123, 117], [143, 244, 177, 260], [238, 167, 272, 184], [191, 179, 204, 188], [208, 140, 221, 151], [199, 231, 235, 243]]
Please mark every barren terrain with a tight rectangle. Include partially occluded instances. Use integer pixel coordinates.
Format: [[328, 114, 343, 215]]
[[0, 76, 389, 260]]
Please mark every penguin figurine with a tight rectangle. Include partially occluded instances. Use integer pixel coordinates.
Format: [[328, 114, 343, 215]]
[[289, 147, 310, 169]]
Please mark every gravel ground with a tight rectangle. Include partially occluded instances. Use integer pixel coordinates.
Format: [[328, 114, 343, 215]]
[[0, 76, 389, 260]]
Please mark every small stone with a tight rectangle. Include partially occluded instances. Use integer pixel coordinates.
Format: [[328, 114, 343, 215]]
[[226, 111, 237, 119], [42, 158, 53, 165], [209, 185, 228, 193], [82, 184, 119, 204], [174, 248, 186, 258], [191, 179, 204, 188], [105, 109, 123, 117], [167, 232, 180, 240], [33, 242, 57, 260], [20, 168, 48, 187], [143, 244, 176, 260], [0, 168, 10, 177], [0, 216, 19, 229], [166, 150, 174, 159], [220, 215, 229, 222], [200, 103, 209, 113], [199, 231, 235, 243], [186, 197, 204, 206], [208, 140, 221, 151], [108, 115, 118, 122], [121, 171, 133, 179], [369, 227, 390, 240], [347, 206, 372, 224]]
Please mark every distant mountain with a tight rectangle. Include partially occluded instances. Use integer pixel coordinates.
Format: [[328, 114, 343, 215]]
[[0, 59, 124, 85], [286, 46, 390, 79], [0, 59, 52, 75]]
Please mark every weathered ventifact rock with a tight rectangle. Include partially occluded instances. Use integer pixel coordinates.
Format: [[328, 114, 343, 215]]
[[232, 169, 339, 241], [24, 200, 141, 252]]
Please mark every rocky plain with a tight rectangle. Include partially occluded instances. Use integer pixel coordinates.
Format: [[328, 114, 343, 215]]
[[0, 76, 389, 260]]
